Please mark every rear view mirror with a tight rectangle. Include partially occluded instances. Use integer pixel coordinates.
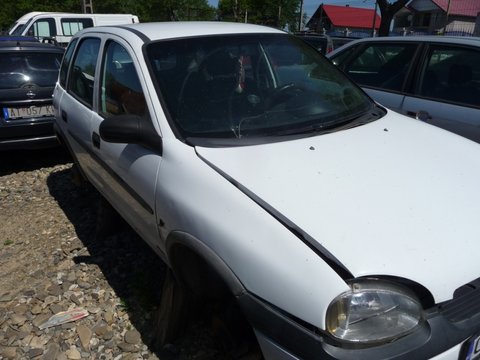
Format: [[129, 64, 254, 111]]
[[99, 114, 162, 154]]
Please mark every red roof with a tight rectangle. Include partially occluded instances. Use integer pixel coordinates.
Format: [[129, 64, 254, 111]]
[[431, 0, 480, 17], [322, 4, 381, 30]]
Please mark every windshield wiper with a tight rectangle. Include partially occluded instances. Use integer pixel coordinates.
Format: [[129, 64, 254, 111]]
[[275, 107, 384, 137]]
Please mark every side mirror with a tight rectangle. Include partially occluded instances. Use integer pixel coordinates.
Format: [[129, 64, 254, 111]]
[[99, 114, 163, 155]]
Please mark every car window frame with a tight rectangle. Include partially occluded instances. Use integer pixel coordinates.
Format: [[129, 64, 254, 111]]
[[66, 36, 101, 109], [413, 42, 480, 110], [59, 38, 78, 88], [336, 41, 421, 95], [98, 39, 149, 119]]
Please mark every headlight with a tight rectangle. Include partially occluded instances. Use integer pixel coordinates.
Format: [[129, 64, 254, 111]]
[[326, 279, 424, 344]]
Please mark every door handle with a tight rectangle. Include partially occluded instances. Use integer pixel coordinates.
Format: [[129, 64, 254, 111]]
[[407, 110, 432, 121], [92, 132, 100, 149], [61, 110, 68, 122]]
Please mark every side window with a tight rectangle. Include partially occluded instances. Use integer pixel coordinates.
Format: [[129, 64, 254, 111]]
[[100, 41, 147, 117], [68, 38, 100, 107], [345, 43, 417, 91], [59, 39, 78, 87], [418, 46, 480, 108], [330, 46, 358, 67], [61, 18, 94, 36], [27, 18, 56, 37]]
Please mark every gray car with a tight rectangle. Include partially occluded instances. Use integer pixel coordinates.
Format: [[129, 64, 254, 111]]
[[328, 36, 480, 143]]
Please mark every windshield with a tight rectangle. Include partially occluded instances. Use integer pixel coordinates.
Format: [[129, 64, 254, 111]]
[[146, 33, 374, 141], [0, 52, 62, 89], [10, 22, 28, 36]]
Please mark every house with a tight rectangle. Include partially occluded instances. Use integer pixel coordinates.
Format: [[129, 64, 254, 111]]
[[306, 4, 381, 37], [393, 0, 480, 35]]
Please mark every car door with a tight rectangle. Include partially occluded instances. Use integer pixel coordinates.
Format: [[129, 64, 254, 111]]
[[88, 36, 162, 252], [402, 44, 480, 143], [335, 42, 419, 113], [56, 37, 101, 176]]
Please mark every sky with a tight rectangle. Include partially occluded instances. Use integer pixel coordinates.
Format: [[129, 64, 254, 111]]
[[206, 0, 377, 21]]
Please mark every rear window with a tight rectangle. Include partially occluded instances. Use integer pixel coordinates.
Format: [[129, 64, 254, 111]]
[[0, 52, 62, 89]]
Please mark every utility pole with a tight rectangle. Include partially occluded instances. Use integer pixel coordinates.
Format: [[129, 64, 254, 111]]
[[298, 0, 304, 31], [83, 0, 93, 14], [371, 0, 378, 37], [444, 0, 451, 34]]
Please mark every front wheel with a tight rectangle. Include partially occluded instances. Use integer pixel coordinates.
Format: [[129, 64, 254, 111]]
[[152, 269, 194, 348]]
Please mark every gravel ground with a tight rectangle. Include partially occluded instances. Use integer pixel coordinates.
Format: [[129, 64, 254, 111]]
[[0, 148, 235, 360]]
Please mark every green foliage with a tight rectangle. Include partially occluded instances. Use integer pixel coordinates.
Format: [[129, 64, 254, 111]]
[[218, 0, 303, 31], [0, 0, 306, 32], [0, 0, 215, 32]]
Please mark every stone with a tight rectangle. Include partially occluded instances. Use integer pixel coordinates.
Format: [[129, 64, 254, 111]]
[[10, 313, 27, 326], [118, 342, 136, 352], [29, 335, 48, 348], [67, 272, 77, 282], [43, 343, 60, 360], [76, 324, 92, 350], [44, 295, 58, 306], [50, 303, 65, 314], [124, 329, 141, 345], [70, 294, 81, 305], [32, 314, 51, 329], [31, 304, 42, 315], [93, 323, 109, 336], [28, 348, 43, 358], [104, 310, 114, 324], [47, 285, 63, 296], [66, 346, 81, 360], [1, 347, 17, 359], [0, 292, 14, 302], [13, 304, 28, 315], [23, 289, 36, 297], [103, 331, 114, 341]]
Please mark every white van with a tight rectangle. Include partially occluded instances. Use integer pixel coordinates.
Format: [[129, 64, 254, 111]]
[[8, 12, 139, 45]]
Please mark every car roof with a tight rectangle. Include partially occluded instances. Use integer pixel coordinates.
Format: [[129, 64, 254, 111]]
[[327, 35, 480, 57], [0, 35, 39, 42], [75, 21, 284, 42], [335, 35, 480, 47], [0, 40, 64, 52]]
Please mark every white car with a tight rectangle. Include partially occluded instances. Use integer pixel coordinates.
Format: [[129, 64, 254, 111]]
[[53, 22, 480, 360]]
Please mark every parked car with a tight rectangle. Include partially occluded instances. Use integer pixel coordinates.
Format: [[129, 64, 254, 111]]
[[327, 35, 480, 143], [54, 22, 480, 360], [330, 35, 358, 50], [0, 38, 64, 150], [9, 12, 140, 46], [294, 32, 334, 54]]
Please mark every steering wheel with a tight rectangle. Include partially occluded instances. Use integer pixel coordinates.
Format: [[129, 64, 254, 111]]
[[264, 83, 306, 109]]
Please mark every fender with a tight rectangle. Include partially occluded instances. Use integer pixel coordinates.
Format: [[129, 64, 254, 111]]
[[166, 230, 246, 297]]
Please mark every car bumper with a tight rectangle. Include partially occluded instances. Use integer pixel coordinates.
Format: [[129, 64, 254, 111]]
[[255, 331, 467, 360], [238, 285, 480, 360], [0, 118, 59, 150]]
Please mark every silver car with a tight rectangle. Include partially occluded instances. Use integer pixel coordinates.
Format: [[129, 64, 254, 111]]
[[328, 36, 480, 143]]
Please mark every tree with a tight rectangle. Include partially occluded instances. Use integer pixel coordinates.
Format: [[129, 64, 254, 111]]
[[218, 0, 302, 31], [376, 0, 412, 36], [0, 0, 215, 32]]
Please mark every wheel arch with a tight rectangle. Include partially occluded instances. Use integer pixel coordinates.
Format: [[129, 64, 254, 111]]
[[165, 230, 246, 299]]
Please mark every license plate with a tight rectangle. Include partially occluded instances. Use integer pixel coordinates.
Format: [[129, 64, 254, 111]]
[[462, 333, 480, 360], [3, 105, 55, 120]]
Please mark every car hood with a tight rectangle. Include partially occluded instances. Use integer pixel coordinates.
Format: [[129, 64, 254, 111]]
[[196, 112, 480, 303]]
